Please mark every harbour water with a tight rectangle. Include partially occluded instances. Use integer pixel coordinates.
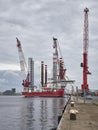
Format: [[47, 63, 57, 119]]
[[0, 96, 68, 130]]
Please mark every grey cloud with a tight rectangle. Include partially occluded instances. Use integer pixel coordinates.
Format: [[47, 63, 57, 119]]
[[0, 0, 98, 91], [0, 70, 22, 92]]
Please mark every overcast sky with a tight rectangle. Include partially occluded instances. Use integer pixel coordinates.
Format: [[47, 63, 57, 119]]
[[0, 0, 98, 92]]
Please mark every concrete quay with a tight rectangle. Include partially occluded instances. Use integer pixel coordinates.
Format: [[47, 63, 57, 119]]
[[57, 96, 98, 130]]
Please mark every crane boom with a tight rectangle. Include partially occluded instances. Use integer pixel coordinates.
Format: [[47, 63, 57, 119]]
[[53, 37, 58, 82], [16, 38, 30, 88], [83, 8, 89, 54], [16, 37, 27, 74], [53, 37, 66, 82]]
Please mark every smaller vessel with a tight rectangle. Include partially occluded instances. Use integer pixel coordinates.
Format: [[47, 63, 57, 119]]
[[16, 37, 74, 97]]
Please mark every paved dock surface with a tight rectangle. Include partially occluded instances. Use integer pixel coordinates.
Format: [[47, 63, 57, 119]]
[[57, 97, 98, 130]]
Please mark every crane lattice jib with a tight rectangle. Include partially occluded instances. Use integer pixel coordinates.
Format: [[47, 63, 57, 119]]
[[16, 38, 27, 74], [83, 8, 89, 54], [53, 37, 66, 80], [53, 37, 58, 82]]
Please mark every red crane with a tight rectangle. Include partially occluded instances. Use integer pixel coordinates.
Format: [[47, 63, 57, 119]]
[[53, 37, 66, 81], [58, 57, 66, 80], [16, 38, 30, 88], [81, 8, 91, 93]]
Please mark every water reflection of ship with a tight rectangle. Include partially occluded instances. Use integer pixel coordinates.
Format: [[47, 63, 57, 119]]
[[40, 99, 48, 130], [20, 99, 35, 130], [52, 97, 65, 128], [20, 98, 67, 130], [40, 97, 66, 129]]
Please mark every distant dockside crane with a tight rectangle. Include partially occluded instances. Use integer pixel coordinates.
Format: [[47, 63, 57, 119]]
[[81, 8, 91, 93]]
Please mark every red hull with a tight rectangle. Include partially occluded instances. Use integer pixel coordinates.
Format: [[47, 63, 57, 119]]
[[22, 89, 64, 97]]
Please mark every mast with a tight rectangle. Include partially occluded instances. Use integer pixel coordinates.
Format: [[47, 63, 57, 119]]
[[53, 37, 58, 84], [41, 61, 44, 87]]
